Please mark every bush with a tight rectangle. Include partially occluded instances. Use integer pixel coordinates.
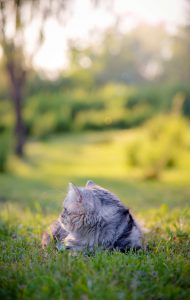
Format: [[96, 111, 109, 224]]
[[126, 114, 190, 179], [9, 82, 189, 139]]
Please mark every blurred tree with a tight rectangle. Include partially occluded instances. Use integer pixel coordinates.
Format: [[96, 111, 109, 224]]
[[0, 0, 70, 156], [166, 0, 190, 85], [68, 23, 169, 86], [98, 24, 167, 84]]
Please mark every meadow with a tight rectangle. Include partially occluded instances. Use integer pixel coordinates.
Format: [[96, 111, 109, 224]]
[[1, 1, 190, 299], [0, 129, 190, 300]]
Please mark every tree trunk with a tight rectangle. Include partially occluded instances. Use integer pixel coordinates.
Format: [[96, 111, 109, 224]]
[[13, 85, 25, 157], [7, 61, 26, 157]]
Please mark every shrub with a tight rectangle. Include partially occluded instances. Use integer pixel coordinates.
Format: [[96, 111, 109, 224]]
[[126, 114, 190, 179]]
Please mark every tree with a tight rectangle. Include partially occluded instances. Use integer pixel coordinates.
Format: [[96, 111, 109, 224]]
[[68, 23, 169, 86], [164, 0, 190, 85], [0, 0, 69, 156]]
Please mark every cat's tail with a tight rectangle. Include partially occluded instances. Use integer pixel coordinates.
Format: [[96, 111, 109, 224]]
[[41, 219, 68, 249]]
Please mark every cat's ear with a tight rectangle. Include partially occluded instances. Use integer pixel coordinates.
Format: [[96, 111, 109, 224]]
[[86, 180, 96, 188], [68, 182, 82, 202]]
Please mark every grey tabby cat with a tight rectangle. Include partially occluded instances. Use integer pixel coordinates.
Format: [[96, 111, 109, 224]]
[[42, 181, 142, 252]]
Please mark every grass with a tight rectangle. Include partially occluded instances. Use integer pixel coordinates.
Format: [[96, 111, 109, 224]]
[[0, 130, 190, 300]]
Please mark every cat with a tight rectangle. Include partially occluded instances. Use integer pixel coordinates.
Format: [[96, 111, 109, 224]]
[[42, 180, 142, 252]]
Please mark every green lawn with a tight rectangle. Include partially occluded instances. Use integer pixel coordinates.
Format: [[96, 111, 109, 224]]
[[0, 130, 190, 300]]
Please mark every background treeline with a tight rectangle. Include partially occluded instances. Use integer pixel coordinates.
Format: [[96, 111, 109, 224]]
[[0, 23, 190, 139], [0, 12, 190, 178], [2, 80, 190, 138], [2, 82, 190, 138]]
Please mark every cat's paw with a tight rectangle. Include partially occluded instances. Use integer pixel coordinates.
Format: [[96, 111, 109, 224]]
[[56, 241, 66, 252]]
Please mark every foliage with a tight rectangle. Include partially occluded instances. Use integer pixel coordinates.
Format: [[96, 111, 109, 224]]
[[126, 114, 190, 179], [24, 83, 190, 135], [2, 81, 190, 138]]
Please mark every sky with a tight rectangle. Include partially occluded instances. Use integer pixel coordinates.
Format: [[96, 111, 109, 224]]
[[25, 0, 186, 76]]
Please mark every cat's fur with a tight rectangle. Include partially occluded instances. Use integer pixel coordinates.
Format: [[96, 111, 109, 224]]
[[42, 181, 142, 252]]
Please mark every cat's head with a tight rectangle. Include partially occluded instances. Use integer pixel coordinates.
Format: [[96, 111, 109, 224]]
[[61, 180, 99, 232], [61, 180, 123, 233]]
